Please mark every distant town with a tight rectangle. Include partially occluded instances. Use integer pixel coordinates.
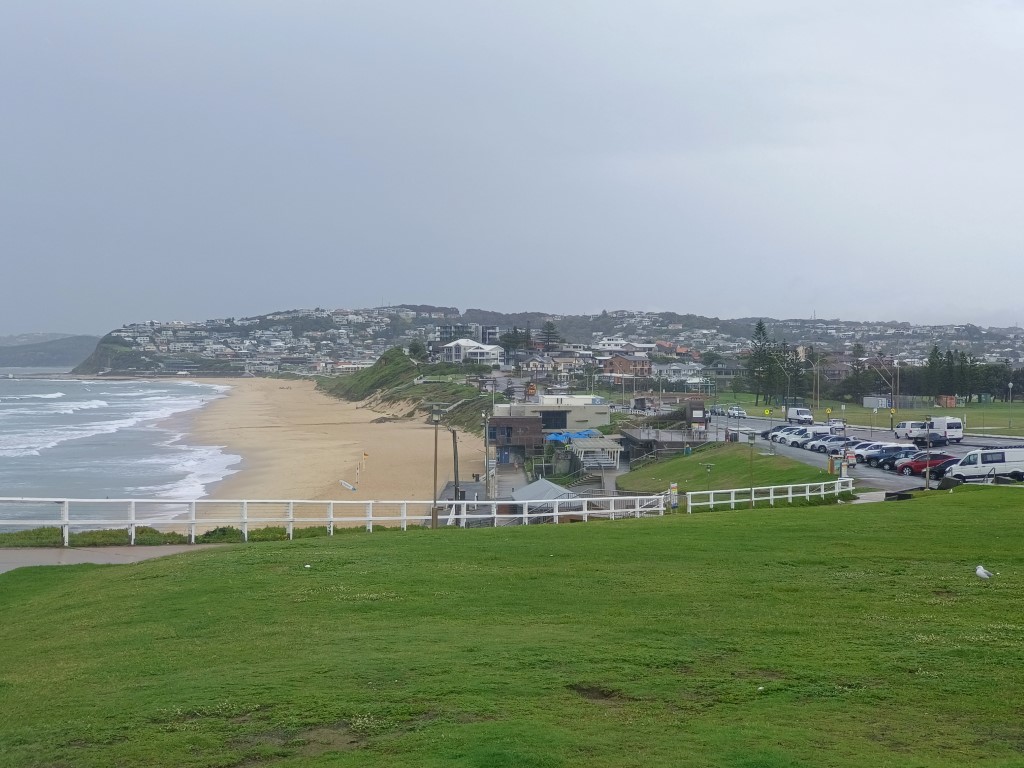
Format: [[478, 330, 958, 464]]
[[66, 306, 1024, 404]]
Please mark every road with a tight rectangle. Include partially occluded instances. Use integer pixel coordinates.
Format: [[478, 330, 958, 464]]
[[709, 414, 1024, 494]]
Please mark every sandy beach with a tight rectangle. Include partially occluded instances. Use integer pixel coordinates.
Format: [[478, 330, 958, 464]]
[[190, 378, 484, 502]]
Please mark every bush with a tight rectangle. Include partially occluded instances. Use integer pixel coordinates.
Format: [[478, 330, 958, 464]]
[[196, 526, 245, 544], [0, 527, 64, 547]]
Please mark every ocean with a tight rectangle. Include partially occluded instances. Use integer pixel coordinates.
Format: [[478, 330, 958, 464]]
[[0, 369, 239, 502]]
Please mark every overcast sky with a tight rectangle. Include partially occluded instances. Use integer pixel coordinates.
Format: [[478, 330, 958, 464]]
[[2, 1, 1022, 334]]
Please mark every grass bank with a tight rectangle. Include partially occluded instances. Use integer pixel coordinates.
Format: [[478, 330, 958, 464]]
[[2, 485, 1022, 766], [617, 442, 836, 494]]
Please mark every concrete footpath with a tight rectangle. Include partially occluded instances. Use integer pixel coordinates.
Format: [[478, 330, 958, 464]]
[[0, 545, 222, 575]]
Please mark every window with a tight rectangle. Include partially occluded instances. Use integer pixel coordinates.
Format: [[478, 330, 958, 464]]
[[960, 454, 978, 466], [540, 411, 568, 430], [981, 452, 1005, 465]]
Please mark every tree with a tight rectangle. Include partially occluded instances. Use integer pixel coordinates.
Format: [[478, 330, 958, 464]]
[[925, 346, 944, 397], [407, 339, 428, 362], [499, 326, 529, 354], [701, 350, 722, 368], [748, 320, 772, 406], [846, 343, 871, 401], [538, 321, 561, 353]]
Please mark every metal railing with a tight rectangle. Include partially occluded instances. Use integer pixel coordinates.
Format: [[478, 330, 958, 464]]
[[685, 478, 854, 513], [0, 494, 668, 546]]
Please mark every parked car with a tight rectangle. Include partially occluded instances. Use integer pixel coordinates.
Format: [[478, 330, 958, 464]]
[[878, 449, 920, 471], [854, 442, 902, 463], [777, 427, 816, 446], [760, 425, 788, 440], [863, 445, 912, 467], [771, 426, 803, 443], [826, 438, 862, 455], [912, 432, 949, 448], [897, 452, 957, 476], [947, 448, 1024, 483], [792, 426, 833, 448], [926, 457, 961, 480], [709, 405, 726, 416], [806, 435, 848, 453], [726, 406, 747, 418]]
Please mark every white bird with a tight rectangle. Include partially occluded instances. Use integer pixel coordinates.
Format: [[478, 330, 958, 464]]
[[976, 565, 994, 580]]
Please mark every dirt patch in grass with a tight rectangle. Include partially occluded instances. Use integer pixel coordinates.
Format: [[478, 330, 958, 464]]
[[569, 683, 636, 703]]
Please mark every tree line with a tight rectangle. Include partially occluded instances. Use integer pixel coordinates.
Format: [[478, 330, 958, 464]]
[[744, 320, 1020, 404]]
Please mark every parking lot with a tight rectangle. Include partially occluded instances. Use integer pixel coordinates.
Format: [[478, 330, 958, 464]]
[[708, 412, 1020, 493]]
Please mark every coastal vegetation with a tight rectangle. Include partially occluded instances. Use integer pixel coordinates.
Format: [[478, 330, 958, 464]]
[[1, 486, 1021, 766], [316, 347, 502, 434]]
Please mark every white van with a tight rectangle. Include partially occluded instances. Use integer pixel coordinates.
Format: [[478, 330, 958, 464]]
[[786, 407, 813, 425], [894, 421, 927, 439], [927, 417, 963, 444], [948, 448, 1024, 482]]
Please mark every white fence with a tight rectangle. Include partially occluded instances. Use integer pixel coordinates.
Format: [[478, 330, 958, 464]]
[[685, 478, 854, 513], [0, 494, 667, 546]]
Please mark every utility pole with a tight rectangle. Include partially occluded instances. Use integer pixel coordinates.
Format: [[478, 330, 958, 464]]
[[449, 427, 460, 503]]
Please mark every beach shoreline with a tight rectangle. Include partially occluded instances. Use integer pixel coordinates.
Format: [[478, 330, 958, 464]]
[[186, 378, 484, 502]]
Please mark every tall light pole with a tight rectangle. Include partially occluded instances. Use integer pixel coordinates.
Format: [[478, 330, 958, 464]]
[[923, 414, 932, 491], [431, 407, 442, 528], [448, 427, 460, 503], [1009, 382, 1014, 429], [482, 411, 490, 499]]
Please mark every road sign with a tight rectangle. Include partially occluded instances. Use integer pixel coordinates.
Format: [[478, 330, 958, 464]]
[[764, 408, 772, 416], [890, 408, 896, 414], [825, 408, 832, 415], [873, 407, 878, 414]]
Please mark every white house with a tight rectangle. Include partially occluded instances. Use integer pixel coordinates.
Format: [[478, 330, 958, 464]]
[[442, 339, 504, 365]]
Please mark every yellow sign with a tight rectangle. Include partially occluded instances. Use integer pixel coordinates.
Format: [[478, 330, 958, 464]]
[[764, 409, 772, 416], [890, 408, 896, 414], [825, 408, 832, 415]]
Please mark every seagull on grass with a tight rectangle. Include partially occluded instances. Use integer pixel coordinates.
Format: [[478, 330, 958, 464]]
[[976, 565, 994, 580]]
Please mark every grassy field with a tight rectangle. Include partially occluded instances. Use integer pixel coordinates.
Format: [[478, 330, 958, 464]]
[[617, 443, 836, 494], [711, 391, 1024, 435], [3, 485, 1023, 767]]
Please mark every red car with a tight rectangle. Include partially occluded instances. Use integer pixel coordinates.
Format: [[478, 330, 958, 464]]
[[898, 452, 956, 476]]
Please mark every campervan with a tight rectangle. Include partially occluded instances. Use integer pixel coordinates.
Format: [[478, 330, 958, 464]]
[[894, 421, 927, 439], [927, 416, 964, 444], [948, 447, 1024, 482]]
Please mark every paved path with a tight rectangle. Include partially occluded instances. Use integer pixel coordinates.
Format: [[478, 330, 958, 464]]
[[0, 545, 222, 575]]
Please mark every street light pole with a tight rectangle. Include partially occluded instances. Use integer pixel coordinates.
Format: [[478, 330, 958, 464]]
[[1009, 382, 1014, 429], [923, 414, 932, 491], [449, 427, 460, 504], [431, 408, 441, 528], [482, 412, 490, 499]]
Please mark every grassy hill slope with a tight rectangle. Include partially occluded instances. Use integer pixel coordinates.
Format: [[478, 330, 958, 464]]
[[617, 442, 835, 493], [316, 348, 495, 433], [1, 486, 1021, 767]]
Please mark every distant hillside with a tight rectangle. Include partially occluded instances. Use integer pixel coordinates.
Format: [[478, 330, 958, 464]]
[[0, 336, 101, 367], [0, 333, 83, 346]]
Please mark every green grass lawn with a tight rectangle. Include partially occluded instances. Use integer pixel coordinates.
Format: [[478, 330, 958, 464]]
[[2, 485, 1023, 767], [618, 443, 836, 494], [714, 393, 1024, 435]]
